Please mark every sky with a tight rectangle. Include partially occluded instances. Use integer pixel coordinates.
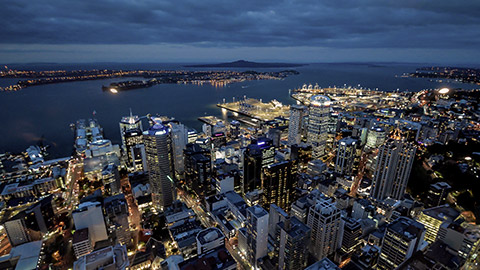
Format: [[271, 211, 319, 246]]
[[1, 0, 479, 64]]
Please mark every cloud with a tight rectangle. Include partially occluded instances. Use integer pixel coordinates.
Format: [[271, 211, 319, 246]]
[[0, 0, 479, 49]]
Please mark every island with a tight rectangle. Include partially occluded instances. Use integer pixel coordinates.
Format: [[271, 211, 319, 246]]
[[185, 60, 306, 68], [0, 68, 300, 92]]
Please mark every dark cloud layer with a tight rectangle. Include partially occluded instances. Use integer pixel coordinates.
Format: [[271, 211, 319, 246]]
[[1, 0, 479, 49]]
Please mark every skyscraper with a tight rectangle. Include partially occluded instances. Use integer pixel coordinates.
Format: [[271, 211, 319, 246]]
[[337, 217, 362, 262], [307, 197, 342, 260], [307, 95, 331, 158], [371, 140, 416, 200], [366, 126, 386, 149], [377, 217, 426, 270], [103, 194, 130, 246], [119, 112, 142, 150], [243, 144, 263, 195], [288, 104, 306, 145], [261, 160, 297, 212], [275, 216, 311, 270], [246, 205, 269, 268], [169, 122, 188, 175], [124, 128, 145, 171], [334, 137, 358, 176], [143, 123, 175, 210], [426, 181, 451, 207], [184, 143, 212, 199]]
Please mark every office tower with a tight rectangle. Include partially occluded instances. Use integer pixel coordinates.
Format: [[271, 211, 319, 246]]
[[288, 105, 306, 145], [366, 126, 386, 149], [437, 221, 480, 260], [337, 217, 362, 261], [377, 217, 426, 270], [103, 194, 130, 246], [187, 128, 198, 144], [371, 140, 416, 200], [307, 198, 342, 260], [143, 123, 175, 210], [246, 205, 269, 267], [307, 159, 327, 177], [417, 205, 460, 243], [253, 137, 276, 167], [334, 137, 358, 176], [275, 216, 311, 270], [229, 120, 241, 139], [261, 161, 297, 212], [4, 195, 55, 246], [184, 143, 212, 198], [119, 113, 142, 149], [131, 144, 147, 172], [351, 198, 374, 220], [72, 201, 108, 245], [243, 144, 263, 195], [268, 204, 288, 239], [426, 182, 451, 207], [290, 143, 312, 171], [73, 228, 92, 259], [102, 164, 121, 195], [169, 122, 188, 175], [124, 128, 145, 171], [267, 128, 281, 147], [196, 227, 225, 255], [211, 131, 227, 149], [307, 95, 331, 158]]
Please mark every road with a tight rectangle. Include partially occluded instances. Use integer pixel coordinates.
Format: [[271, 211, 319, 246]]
[[120, 174, 140, 250]]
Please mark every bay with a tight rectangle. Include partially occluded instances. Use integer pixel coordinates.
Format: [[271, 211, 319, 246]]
[[0, 63, 477, 158]]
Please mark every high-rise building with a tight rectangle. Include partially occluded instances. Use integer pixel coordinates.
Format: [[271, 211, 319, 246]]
[[371, 140, 416, 200], [290, 143, 312, 171], [288, 105, 306, 145], [334, 137, 358, 176], [184, 143, 212, 199], [417, 205, 460, 244], [143, 123, 175, 210], [366, 126, 386, 149], [268, 204, 288, 240], [246, 205, 269, 267], [73, 228, 93, 259], [307, 197, 342, 260], [438, 221, 480, 261], [102, 164, 121, 195], [120, 113, 142, 150], [124, 128, 145, 171], [377, 217, 426, 270], [243, 144, 263, 195], [261, 160, 297, 212], [4, 195, 56, 247], [169, 122, 188, 175], [275, 216, 311, 270], [337, 217, 362, 262], [72, 201, 108, 245], [307, 95, 331, 159], [426, 182, 451, 207], [103, 194, 130, 246]]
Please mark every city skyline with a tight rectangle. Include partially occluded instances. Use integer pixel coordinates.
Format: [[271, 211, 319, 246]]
[[1, 1, 480, 269]]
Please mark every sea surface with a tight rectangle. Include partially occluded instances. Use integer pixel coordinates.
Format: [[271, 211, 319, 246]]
[[0, 62, 477, 158]]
